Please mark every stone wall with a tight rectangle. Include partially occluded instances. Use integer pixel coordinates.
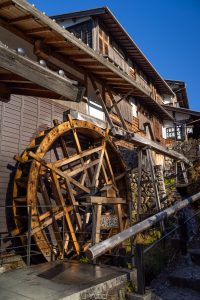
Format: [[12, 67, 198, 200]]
[[129, 164, 183, 219], [169, 139, 200, 162], [165, 139, 200, 195], [120, 144, 186, 219]]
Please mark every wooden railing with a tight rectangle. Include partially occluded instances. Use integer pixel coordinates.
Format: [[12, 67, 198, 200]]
[[107, 45, 164, 104]]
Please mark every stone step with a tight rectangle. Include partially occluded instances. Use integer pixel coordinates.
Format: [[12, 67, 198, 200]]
[[169, 265, 200, 292], [188, 249, 200, 266]]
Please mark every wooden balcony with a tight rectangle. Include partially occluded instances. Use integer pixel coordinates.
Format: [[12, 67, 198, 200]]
[[107, 46, 164, 104]]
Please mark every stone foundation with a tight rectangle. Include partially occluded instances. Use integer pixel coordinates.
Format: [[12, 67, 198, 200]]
[[129, 163, 183, 219]]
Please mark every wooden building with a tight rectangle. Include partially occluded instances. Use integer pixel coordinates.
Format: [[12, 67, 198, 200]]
[[162, 80, 200, 141], [52, 7, 176, 143], [0, 1, 187, 244]]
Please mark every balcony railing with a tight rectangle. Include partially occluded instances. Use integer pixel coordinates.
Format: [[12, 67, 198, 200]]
[[106, 45, 163, 103]]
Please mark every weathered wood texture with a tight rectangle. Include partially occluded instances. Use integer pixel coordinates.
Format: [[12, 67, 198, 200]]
[[0, 42, 83, 101], [0, 0, 174, 120]]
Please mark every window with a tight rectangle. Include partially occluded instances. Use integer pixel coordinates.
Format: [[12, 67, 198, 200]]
[[88, 100, 105, 121], [187, 127, 193, 134], [130, 98, 137, 118], [68, 21, 93, 47], [166, 127, 175, 138]]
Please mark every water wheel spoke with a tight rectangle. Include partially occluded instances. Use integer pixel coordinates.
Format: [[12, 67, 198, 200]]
[[104, 149, 117, 187], [51, 145, 103, 168], [63, 177, 82, 230], [50, 170, 80, 255], [32, 208, 72, 236], [69, 117, 91, 184], [39, 177, 63, 252], [91, 139, 107, 188]]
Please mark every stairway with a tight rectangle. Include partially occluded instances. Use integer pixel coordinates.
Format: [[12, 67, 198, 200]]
[[151, 236, 200, 299]]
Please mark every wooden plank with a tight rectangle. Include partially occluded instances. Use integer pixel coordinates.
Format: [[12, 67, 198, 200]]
[[0, 41, 82, 102], [146, 148, 165, 232], [86, 196, 126, 204], [95, 204, 102, 244]]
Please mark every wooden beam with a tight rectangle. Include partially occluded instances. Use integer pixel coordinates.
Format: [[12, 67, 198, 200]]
[[0, 1, 13, 10], [25, 26, 51, 35], [146, 148, 165, 232], [86, 196, 126, 204], [89, 75, 115, 130], [0, 83, 11, 102], [68, 109, 189, 163], [112, 126, 190, 164], [107, 89, 128, 130], [8, 14, 32, 24], [0, 42, 83, 102]]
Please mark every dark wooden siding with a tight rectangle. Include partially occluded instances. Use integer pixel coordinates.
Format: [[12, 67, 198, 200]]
[[0, 95, 87, 232]]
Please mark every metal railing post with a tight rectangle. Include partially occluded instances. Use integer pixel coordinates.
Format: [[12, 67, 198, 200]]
[[27, 205, 32, 266], [135, 244, 145, 295], [178, 214, 188, 255]]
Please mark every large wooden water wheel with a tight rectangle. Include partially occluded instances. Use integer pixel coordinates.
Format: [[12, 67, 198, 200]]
[[12, 115, 129, 262]]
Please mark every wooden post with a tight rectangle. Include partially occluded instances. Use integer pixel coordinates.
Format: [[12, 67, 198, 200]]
[[107, 89, 129, 131], [146, 148, 165, 232], [178, 214, 188, 255], [89, 75, 115, 130], [135, 244, 145, 295], [27, 205, 32, 266], [137, 149, 143, 221], [180, 162, 189, 185]]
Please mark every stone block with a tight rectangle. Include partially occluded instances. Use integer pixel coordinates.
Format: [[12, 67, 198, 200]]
[[126, 291, 152, 300]]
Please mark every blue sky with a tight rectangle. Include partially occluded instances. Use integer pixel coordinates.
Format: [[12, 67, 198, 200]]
[[33, 0, 200, 110]]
